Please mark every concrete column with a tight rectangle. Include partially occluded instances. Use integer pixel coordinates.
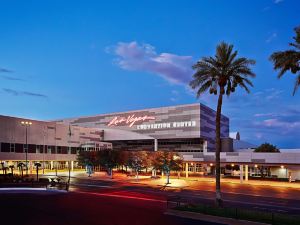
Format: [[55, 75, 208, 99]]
[[240, 165, 244, 183], [203, 140, 208, 153], [161, 170, 164, 177], [245, 165, 248, 181], [194, 163, 196, 173], [185, 162, 189, 178], [50, 161, 54, 170], [30, 161, 33, 174], [71, 161, 74, 171], [154, 139, 158, 151]]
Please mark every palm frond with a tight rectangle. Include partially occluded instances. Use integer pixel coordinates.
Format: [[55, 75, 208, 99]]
[[293, 74, 300, 96], [196, 80, 212, 97], [238, 82, 251, 93], [190, 42, 255, 98]]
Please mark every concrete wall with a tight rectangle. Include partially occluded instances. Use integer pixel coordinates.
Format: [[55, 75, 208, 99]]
[[0, 152, 77, 161], [180, 152, 300, 165], [0, 115, 106, 148]]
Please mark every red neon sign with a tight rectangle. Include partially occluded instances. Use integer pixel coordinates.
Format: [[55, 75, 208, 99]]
[[107, 114, 156, 127]]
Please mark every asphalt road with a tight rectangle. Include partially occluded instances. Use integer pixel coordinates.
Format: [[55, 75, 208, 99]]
[[2, 174, 299, 225], [0, 191, 223, 225], [69, 177, 300, 215]]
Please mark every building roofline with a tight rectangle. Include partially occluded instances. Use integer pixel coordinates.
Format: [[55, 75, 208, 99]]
[[54, 102, 202, 122]]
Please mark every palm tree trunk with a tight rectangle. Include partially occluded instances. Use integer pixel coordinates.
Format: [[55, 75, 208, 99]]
[[215, 91, 224, 207], [36, 167, 39, 181]]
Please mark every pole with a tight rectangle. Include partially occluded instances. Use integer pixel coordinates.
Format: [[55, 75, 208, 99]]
[[25, 126, 28, 176], [67, 125, 72, 191], [43, 126, 45, 174]]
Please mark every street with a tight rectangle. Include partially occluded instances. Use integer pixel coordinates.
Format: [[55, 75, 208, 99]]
[[66, 173, 300, 215], [0, 191, 223, 225], [1, 172, 300, 225]]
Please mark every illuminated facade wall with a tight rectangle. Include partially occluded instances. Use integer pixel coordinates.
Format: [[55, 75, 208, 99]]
[[0, 115, 111, 161], [59, 103, 229, 151]]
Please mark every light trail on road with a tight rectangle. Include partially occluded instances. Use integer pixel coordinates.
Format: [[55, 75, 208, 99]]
[[74, 190, 167, 203]]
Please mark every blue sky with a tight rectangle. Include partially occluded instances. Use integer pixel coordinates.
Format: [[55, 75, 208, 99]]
[[0, 0, 299, 148]]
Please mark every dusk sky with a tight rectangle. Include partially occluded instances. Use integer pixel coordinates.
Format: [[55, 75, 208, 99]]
[[0, 0, 299, 148]]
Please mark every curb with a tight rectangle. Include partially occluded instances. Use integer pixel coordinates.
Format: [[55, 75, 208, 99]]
[[165, 209, 269, 225]]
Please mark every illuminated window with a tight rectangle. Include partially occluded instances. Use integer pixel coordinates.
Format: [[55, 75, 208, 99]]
[[36, 145, 40, 153], [47, 146, 51, 154], [23, 144, 28, 153], [10, 143, 15, 152]]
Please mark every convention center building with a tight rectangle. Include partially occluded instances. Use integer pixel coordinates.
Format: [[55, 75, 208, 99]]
[[1, 103, 300, 182]]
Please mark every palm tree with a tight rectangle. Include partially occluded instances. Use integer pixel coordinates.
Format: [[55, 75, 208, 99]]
[[34, 162, 42, 181], [17, 162, 25, 180], [9, 165, 15, 175], [0, 162, 4, 174], [270, 26, 300, 95], [190, 42, 255, 206]]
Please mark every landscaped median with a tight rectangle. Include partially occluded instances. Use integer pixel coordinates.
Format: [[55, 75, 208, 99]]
[[166, 202, 300, 225]]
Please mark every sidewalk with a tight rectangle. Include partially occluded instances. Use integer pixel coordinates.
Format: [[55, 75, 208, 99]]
[[189, 176, 300, 189], [39, 170, 300, 189]]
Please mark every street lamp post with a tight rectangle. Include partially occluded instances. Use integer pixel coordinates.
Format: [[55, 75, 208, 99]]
[[21, 121, 32, 176]]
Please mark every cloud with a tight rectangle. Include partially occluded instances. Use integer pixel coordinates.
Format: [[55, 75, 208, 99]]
[[2, 88, 48, 98], [254, 113, 277, 117], [266, 32, 277, 43], [0, 75, 24, 81], [249, 105, 300, 137], [0, 67, 25, 81], [109, 41, 194, 85], [262, 6, 271, 12], [274, 0, 283, 4], [0, 67, 13, 73], [254, 119, 300, 134], [170, 90, 180, 102], [3, 88, 19, 96]]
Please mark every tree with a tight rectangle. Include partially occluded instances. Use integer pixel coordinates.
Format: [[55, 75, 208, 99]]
[[254, 143, 280, 153], [118, 151, 131, 172], [0, 162, 5, 175], [190, 42, 255, 206], [9, 165, 14, 175], [77, 150, 97, 177], [270, 26, 300, 95], [34, 162, 42, 181], [17, 162, 25, 180], [77, 150, 97, 167], [128, 151, 148, 180], [97, 149, 120, 179], [152, 151, 183, 184]]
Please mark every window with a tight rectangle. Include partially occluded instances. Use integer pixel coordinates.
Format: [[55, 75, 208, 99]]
[[10, 143, 15, 152], [23, 144, 28, 153], [47, 146, 52, 154], [1, 143, 10, 152], [36, 145, 40, 154]]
